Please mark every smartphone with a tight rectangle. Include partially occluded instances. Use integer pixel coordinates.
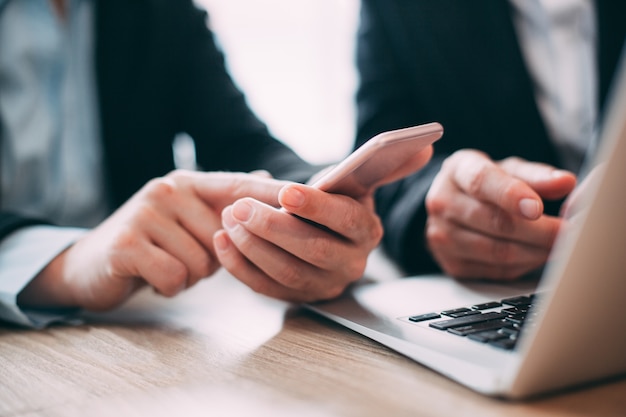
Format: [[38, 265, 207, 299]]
[[310, 122, 443, 199]]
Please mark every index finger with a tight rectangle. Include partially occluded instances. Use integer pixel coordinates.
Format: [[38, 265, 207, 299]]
[[498, 157, 577, 200], [451, 151, 544, 220], [185, 171, 290, 209], [279, 183, 383, 244]]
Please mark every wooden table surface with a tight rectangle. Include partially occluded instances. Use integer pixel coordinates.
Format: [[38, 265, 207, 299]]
[[1, 256, 625, 417]]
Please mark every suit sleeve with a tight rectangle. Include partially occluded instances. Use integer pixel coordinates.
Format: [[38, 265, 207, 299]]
[[0, 212, 45, 241], [172, 1, 319, 183], [355, 0, 444, 274]]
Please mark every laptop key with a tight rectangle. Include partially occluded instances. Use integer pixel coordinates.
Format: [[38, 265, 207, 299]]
[[447, 319, 508, 336], [429, 312, 507, 330], [504, 316, 525, 326], [440, 307, 472, 316], [471, 301, 502, 310], [447, 310, 482, 318], [468, 330, 510, 343], [501, 296, 532, 307], [501, 306, 528, 314], [408, 312, 441, 322], [489, 337, 518, 350], [498, 327, 519, 338]]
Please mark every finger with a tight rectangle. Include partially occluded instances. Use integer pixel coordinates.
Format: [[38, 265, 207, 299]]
[[213, 229, 279, 295], [189, 171, 288, 208], [426, 216, 552, 267], [449, 151, 544, 219], [249, 169, 273, 178], [124, 241, 189, 298], [219, 207, 347, 300], [214, 230, 332, 302], [278, 183, 383, 244], [143, 211, 217, 285], [174, 199, 223, 270], [223, 199, 366, 296], [169, 191, 224, 260], [223, 200, 362, 275], [430, 191, 562, 246], [139, 173, 226, 255], [498, 157, 577, 200]]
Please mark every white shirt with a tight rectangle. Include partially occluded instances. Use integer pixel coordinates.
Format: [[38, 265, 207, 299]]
[[0, 0, 104, 327], [509, 0, 598, 172], [0, 0, 106, 226]]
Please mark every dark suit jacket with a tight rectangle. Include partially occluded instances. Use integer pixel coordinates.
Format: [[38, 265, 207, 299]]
[[0, 0, 316, 240], [356, 0, 626, 274]]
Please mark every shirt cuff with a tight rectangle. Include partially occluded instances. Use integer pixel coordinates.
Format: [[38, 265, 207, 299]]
[[0, 225, 87, 328]]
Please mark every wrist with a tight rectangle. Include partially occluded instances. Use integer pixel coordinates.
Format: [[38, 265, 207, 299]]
[[17, 248, 79, 309]]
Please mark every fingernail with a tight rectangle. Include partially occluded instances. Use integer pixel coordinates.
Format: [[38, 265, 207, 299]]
[[214, 231, 230, 252], [552, 170, 567, 178], [250, 169, 272, 178], [519, 198, 541, 219], [232, 200, 253, 222], [280, 186, 305, 208], [222, 207, 237, 229]]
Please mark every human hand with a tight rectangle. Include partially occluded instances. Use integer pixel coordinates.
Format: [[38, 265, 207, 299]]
[[424, 150, 577, 280], [213, 145, 434, 302], [18, 170, 289, 311]]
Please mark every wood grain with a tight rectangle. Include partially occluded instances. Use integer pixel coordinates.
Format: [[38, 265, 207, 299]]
[[1, 266, 624, 417]]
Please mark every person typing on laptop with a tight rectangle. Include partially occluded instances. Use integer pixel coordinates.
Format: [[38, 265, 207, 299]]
[[356, 0, 625, 280], [0, 0, 433, 327]]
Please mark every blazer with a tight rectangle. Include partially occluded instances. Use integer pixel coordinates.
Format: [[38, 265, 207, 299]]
[[0, 0, 316, 240], [355, 0, 626, 274]]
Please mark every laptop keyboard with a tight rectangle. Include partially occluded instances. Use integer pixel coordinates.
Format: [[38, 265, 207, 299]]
[[404, 294, 539, 350]]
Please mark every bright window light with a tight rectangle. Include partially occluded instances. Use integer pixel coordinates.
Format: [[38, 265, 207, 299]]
[[196, 0, 360, 164]]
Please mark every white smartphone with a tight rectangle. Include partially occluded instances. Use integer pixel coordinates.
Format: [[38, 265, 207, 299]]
[[310, 122, 444, 199]]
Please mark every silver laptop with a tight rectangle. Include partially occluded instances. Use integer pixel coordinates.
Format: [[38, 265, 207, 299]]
[[307, 51, 626, 399]]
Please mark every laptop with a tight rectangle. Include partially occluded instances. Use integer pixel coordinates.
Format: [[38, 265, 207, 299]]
[[306, 51, 626, 400]]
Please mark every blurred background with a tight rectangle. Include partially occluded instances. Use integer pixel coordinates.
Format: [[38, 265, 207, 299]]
[[197, 0, 360, 165]]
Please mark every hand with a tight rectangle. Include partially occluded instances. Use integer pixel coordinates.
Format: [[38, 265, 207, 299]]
[[213, 145, 434, 302], [18, 170, 289, 311], [424, 150, 577, 280]]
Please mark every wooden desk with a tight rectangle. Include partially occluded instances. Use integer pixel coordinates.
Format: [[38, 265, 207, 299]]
[[1, 255, 625, 417]]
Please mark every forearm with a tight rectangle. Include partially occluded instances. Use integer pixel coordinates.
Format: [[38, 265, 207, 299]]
[[16, 247, 78, 309]]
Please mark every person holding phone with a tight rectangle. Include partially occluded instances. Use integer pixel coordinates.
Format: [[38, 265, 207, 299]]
[[0, 0, 433, 327], [356, 0, 625, 279]]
